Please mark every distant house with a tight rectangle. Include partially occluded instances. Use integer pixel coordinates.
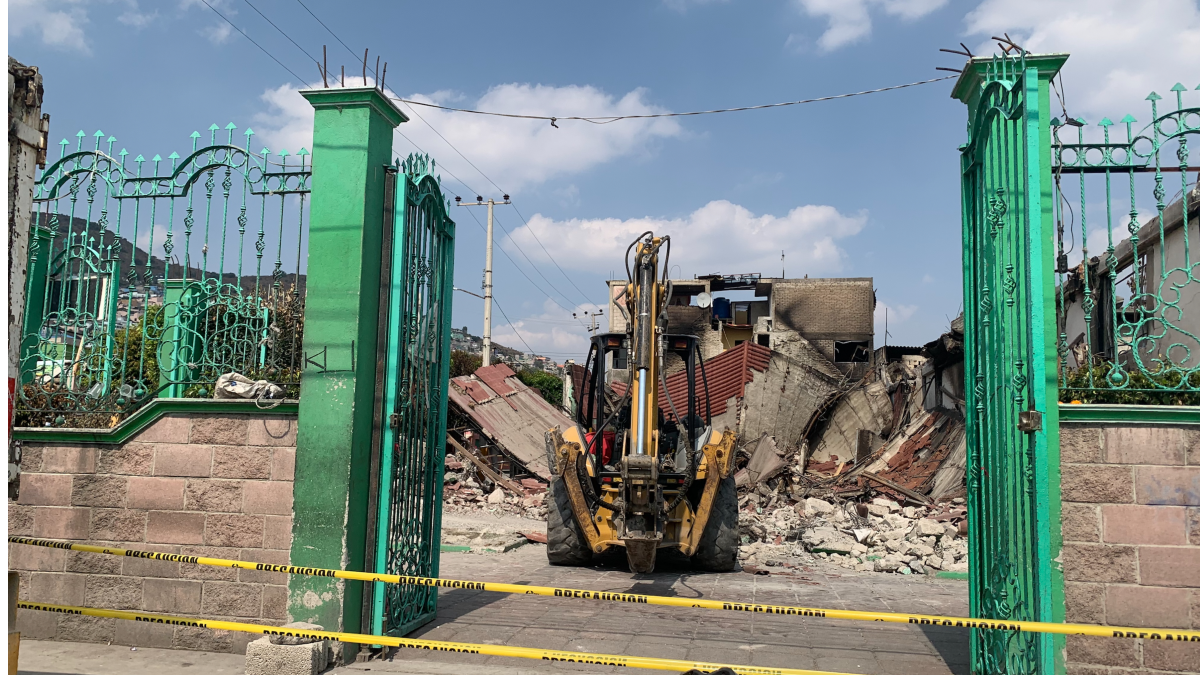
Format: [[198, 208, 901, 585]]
[[1060, 186, 1200, 370]]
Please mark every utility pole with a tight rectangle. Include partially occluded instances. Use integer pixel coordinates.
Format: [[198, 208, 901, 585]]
[[455, 194, 510, 366], [574, 309, 604, 334]]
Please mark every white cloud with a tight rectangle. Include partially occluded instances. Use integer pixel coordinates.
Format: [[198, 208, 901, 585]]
[[491, 299, 604, 359], [9, 0, 93, 54], [117, 7, 157, 28], [253, 83, 316, 154], [963, 0, 1200, 122], [505, 200, 867, 279], [179, 0, 237, 44], [874, 300, 918, 341], [200, 20, 233, 44], [253, 81, 682, 192], [792, 0, 948, 52], [663, 0, 731, 11]]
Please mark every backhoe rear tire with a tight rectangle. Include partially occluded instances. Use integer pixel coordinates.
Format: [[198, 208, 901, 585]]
[[546, 477, 593, 566], [693, 476, 738, 572]]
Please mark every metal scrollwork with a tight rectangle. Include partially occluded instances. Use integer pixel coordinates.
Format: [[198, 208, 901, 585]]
[[16, 125, 311, 428]]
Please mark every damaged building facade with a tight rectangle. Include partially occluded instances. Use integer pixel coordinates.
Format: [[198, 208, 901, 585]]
[[442, 269, 969, 576], [606, 274, 876, 379]]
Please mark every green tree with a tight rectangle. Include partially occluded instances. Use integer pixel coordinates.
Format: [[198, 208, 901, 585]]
[[516, 368, 563, 406], [450, 350, 482, 378]]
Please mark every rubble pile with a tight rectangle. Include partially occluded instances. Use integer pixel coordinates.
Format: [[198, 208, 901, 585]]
[[440, 317, 972, 576], [441, 454, 549, 520], [736, 495, 968, 575]]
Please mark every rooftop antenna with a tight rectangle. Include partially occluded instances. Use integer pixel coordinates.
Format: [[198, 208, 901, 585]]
[[781, 250, 785, 278]]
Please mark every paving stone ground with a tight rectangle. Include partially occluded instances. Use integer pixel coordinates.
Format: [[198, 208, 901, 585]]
[[17, 543, 969, 675], [342, 544, 969, 675]]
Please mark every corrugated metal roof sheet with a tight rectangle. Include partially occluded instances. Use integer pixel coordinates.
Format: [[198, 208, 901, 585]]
[[665, 341, 770, 420], [602, 342, 772, 421], [448, 365, 574, 481]]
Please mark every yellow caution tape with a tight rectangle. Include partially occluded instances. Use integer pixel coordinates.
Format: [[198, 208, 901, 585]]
[[16, 601, 846, 675], [11, 537, 1199, 642]]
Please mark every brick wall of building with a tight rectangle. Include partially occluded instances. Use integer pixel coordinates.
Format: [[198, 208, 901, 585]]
[[770, 278, 874, 340], [1059, 423, 1200, 673], [9, 413, 296, 654], [769, 278, 874, 371]]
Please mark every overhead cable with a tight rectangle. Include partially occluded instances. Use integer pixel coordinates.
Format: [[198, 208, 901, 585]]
[[196, 0, 311, 88], [242, 0, 318, 62], [388, 76, 955, 125]]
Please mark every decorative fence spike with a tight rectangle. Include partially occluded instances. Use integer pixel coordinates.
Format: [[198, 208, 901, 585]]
[[17, 123, 313, 427]]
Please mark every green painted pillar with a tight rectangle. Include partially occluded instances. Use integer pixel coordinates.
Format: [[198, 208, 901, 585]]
[[158, 278, 201, 398], [20, 226, 53, 384], [288, 87, 408, 657]]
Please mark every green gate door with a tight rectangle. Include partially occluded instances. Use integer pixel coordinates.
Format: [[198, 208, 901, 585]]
[[370, 154, 456, 637], [954, 53, 1067, 675]]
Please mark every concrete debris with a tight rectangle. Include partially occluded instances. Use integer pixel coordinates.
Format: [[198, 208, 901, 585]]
[[442, 450, 548, 520], [739, 435, 787, 487], [736, 498, 969, 576], [246, 623, 331, 675], [435, 309, 971, 577]]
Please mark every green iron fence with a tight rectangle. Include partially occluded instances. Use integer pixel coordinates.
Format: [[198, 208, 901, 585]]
[[1053, 84, 1200, 403], [371, 154, 455, 636], [955, 52, 1065, 675], [17, 126, 310, 428]]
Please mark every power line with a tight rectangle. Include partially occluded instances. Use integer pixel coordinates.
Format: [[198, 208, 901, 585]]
[[196, 0, 589, 330], [492, 297, 540, 357], [507, 203, 599, 305], [389, 133, 577, 314], [387, 76, 956, 125], [491, 211, 580, 309], [242, 0, 317, 62], [196, 0, 311, 87], [292, 0, 370, 76], [282, 0, 591, 312], [391, 96, 596, 307]]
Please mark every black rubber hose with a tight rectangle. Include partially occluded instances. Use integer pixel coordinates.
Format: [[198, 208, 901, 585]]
[[576, 342, 596, 428], [578, 385, 631, 513], [624, 230, 654, 285]]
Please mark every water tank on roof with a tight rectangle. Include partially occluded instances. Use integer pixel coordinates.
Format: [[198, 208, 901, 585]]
[[712, 296, 731, 320]]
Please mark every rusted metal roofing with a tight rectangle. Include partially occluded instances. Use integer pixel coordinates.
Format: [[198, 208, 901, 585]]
[[665, 341, 770, 421], [605, 342, 772, 422], [448, 365, 573, 480]]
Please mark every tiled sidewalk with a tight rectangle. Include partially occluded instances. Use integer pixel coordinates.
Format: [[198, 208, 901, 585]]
[[343, 545, 969, 675]]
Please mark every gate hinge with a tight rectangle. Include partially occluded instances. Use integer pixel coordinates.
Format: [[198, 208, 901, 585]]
[[1018, 409, 1043, 433], [389, 413, 399, 429]]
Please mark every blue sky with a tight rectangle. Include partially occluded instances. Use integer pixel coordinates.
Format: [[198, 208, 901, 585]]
[[10, 0, 1200, 361]]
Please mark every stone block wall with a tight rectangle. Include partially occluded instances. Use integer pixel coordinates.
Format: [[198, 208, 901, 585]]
[[1059, 423, 1200, 674], [9, 412, 297, 654]]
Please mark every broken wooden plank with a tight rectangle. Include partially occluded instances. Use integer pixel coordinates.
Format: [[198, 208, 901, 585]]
[[446, 434, 526, 495], [862, 471, 932, 506]]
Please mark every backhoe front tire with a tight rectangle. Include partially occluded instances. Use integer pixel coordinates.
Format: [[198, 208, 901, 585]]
[[546, 477, 593, 566], [693, 476, 739, 572]]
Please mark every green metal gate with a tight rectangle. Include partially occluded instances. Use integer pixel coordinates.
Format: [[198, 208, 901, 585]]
[[954, 53, 1066, 675], [370, 154, 456, 636], [18, 127, 309, 427]]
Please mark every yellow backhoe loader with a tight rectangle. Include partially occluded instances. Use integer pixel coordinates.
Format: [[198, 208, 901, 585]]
[[545, 232, 738, 573]]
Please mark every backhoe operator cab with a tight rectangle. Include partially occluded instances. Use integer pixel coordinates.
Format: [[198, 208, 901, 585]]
[[544, 233, 739, 573]]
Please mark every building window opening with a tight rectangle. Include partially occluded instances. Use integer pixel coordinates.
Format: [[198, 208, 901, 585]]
[[834, 340, 870, 363]]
